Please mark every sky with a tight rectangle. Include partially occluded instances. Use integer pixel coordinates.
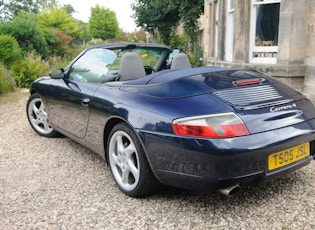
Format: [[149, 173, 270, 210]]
[[58, 0, 138, 32]]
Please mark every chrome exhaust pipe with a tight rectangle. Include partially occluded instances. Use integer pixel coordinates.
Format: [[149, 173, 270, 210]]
[[218, 184, 241, 197]]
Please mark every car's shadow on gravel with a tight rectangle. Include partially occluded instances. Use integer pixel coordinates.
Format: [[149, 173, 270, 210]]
[[147, 170, 306, 208]]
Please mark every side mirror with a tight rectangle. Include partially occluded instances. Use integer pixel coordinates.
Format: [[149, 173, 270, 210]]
[[49, 68, 65, 79]]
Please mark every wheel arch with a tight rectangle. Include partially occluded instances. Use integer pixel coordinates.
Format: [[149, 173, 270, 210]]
[[30, 88, 37, 95], [103, 117, 127, 164], [103, 117, 152, 168], [104, 117, 161, 197]]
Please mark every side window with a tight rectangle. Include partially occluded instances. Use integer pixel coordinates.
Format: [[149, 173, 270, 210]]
[[68, 48, 117, 83]]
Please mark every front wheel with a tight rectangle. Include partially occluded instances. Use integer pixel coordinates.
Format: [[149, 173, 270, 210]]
[[107, 123, 159, 197], [26, 93, 59, 137]]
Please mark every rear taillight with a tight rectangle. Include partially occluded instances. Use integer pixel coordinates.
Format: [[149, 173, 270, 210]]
[[172, 113, 250, 138]]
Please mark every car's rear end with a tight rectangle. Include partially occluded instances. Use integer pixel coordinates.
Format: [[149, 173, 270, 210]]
[[210, 70, 315, 172], [203, 70, 315, 192], [123, 67, 315, 194]]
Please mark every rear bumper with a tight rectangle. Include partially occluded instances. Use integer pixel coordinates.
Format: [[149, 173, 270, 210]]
[[137, 120, 315, 191], [154, 155, 313, 191]]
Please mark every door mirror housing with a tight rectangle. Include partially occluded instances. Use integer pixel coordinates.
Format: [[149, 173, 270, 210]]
[[49, 68, 65, 79]]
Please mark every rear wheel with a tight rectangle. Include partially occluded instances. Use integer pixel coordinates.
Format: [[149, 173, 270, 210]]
[[26, 93, 59, 137], [107, 123, 159, 197]]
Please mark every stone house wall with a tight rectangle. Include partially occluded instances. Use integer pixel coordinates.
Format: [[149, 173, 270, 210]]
[[200, 0, 315, 102]]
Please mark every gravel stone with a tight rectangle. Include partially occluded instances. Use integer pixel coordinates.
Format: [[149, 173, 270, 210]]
[[1, 90, 315, 229]]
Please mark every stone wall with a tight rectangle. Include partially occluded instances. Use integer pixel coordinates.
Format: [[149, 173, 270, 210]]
[[304, 0, 315, 102], [203, 0, 315, 102]]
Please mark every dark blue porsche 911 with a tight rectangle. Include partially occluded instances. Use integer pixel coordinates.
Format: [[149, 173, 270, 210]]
[[26, 43, 315, 197]]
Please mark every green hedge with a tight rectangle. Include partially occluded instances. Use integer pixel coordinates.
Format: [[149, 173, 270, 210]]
[[0, 64, 15, 94], [0, 34, 22, 67]]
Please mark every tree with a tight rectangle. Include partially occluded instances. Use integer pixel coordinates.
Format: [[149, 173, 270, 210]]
[[0, 12, 49, 58], [74, 20, 92, 45], [0, 1, 6, 21], [38, 7, 81, 38], [178, 0, 204, 52], [114, 28, 147, 43], [45, 28, 73, 56], [0, 0, 49, 22], [38, 7, 82, 56], [132, 0, 204, 49], [62, 4, 75, 15], [132, 0, 180, 45], [88, 5, 119, 40]]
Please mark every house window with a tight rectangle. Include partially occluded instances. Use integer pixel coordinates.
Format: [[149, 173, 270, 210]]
[[250, 0, 281, 64], [225, 0, 235, 62]]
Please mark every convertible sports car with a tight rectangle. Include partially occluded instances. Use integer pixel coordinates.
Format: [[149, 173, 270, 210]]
[[26, 43, 315, 197]]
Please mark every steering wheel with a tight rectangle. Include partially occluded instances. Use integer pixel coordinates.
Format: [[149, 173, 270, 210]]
[[144, 65, 156, 75]]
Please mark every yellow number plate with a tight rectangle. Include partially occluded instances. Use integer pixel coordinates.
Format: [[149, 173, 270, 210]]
[[268, 142, 310, 171]]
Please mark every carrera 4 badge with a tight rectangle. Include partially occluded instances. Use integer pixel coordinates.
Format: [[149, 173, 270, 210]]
[[270, 103, 297, 112]]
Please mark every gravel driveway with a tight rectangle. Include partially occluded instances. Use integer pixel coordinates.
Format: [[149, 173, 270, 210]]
[[1, 90, 315, 229]]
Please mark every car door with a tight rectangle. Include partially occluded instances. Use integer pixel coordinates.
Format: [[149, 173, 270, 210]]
[[46, 48, 117, 138]]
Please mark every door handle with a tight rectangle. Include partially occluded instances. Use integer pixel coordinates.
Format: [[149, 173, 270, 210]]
[[81, 98, 91, 106]]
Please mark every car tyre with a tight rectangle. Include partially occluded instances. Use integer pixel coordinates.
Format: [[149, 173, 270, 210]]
[[107, 123, 159, 197], [26, 93, 59, 137]]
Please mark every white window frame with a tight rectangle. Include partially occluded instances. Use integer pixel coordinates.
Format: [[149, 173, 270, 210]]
[[225, 0, 235, 62], [215, 2, 219, 58], [249, 0, 281, 64]]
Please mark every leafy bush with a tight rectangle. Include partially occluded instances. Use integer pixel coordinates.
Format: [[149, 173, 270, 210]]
[[38, 7, 82, 57], [187, 43, 204, 68], [0, 12, 49, 59], [0, 34, 22, 67], [169, 34, 188, 51], [46, 28, 73, 56], [38, 8, 82, 39], [12, 53, 50, 88], [87, 38, 106, 46], [48, 55, 71, 69], [0, 64, 15, 94], [193, 42, 204, 67]]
